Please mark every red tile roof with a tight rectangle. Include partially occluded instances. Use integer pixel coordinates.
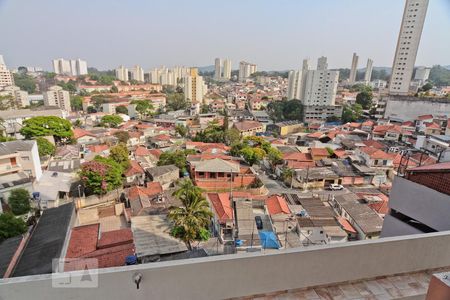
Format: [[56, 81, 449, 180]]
[[127, 182, 163, 201], [73, 128, 95, 139], [337, 217, 357, 233], [425, 122, 440, 129], [66, 224, 100, 258], [362, 140, 385, 149], [207, 193, 233, 223], [266, 195, 290, 215], [97, 228, 133, 249], [283, 152, 313, 162], [360, 147, 395, 160], [417, 114, 433, 121], [87, 144, 109, 153], [287, 160, 316, 169], [135, 146, 152, 156], [233, 120, 262, 131], [409, 161, 450, 172], [124, 160, 144, 177], [311, 148, 329, 157]]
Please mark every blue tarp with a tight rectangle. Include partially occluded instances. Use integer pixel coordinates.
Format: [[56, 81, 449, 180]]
[[258, 231, 280, 249]]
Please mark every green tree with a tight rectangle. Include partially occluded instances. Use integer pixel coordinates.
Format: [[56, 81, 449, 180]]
[[0, 213, 28, 241], [110, 85, 118, 93], [57, 80, 77, 92], [101, 115, 123, 128], [13, 73, 36, 93], [36, 137, 56, 157], [267, 147, 283, 171], [131, 100, 154, 118], [341, 104, 363, 123], [420, 82, 433, 92], [8, 188, 31, 215], [281, 167, 295, 188], [79, 156, 123, 195], [166, 92, 188, 111], [109, 143, 130, 170], [115, 106, 128, 115], [0, 95, 15, 110], [224, 128, 240, 145], [168, 179, 213, 250], [192, 121, 225, 143], [429, 65, 450, 87], [175, 124, 188, 137], [70, 95, 83, 111], [267, 99, 303, 122], [158, 150, 196, 174], [20, 116, 73, 142], [355, 90, 373, 109], [114, 130, 130, 143]]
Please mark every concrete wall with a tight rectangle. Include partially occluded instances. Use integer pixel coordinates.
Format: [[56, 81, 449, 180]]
[[388, 176, 450, 231], [381, 214, 425, 237], [384, 96, 450, 121], [2, 231, 450, 300]]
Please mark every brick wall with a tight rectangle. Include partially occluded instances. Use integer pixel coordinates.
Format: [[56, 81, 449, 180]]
[[406, 172, 450, 196]]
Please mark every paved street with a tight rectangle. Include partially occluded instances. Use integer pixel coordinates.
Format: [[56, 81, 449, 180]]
[[255, 164, 350, 200]]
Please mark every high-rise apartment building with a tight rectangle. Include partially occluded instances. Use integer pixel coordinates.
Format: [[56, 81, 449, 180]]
[[0, 55, 14, 88], [349, 52, 359, 84], [184, 68, 207, 103], [389, 0, 429, 95], [414, 66, 430, 82], [223, 59, 231, 80], [214, 58, 222, 80], [115, 65, 129, 82], [130, 65, 145, 82], [299, 59, 310, 100], [44, 86, 71, 112], [149, 66, 190, 85], [364, 58, 374, 83], [0, 86, 29, 108], [238, 61, 257, 82], [287, 70, 302, 100], [52, 58, 88, 76], [303, 57, 339, 106]]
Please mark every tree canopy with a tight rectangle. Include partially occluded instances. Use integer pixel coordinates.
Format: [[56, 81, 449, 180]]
[[0, 213, 28, 242], [115, 105, 128, 115], [20, 116, 73, 142], [8, 188, 31, 215], [355, 90, 373, 109], [429, 65, 450, 87], [158, 149, 196, 174], [109, 143, 130, 170], [175, 124, 188, 137], [168, 179, 213, 250], [13, 73, 36, 93], [101, 115, 123, 128], [70, 95, 83, 111], [131, 100, 154, 118], [267, 99, 303, 122], [166, 92, 188, 111], [114, 130, 130, 143], [79, 156, 123, 195], [36, 137, 56, 157], [230, 136, 281, 166], [341, 104, 363, 123]]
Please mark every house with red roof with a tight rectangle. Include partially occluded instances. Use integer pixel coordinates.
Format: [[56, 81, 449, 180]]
[[65, 224, 135, 271], [416, 114, 434, 132], [125, 182, 164, 216], [356, 147, 396, 169], [266, 195, 290, 215], [124, 160, 145, 185], [310, 148, 329, 161], [73, 128, 97, 144], [424, 122, 441, 135], [283, 152, 315, 169], [361, 120, 375, 132], [232, 120, 263, 137]]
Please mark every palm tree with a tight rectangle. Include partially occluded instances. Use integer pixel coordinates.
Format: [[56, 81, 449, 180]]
[[281, 167, 295, 189], [168, 179, 213, 250]]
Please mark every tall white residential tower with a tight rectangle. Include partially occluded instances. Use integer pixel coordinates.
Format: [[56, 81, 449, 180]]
[[389, 0, 429, 95]]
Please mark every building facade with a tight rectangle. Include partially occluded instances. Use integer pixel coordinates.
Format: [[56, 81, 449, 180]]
[[52, 58, 88, 76], [0, 86, 29, 108], [184, 68, 207, 103], [364, 58, 374, 83], [238, 61, 257, 82], [349, 52, 359, 84], [388, 0, 429, 95], [44, 86, 71, 112], [0, 55, 14, 88], [130, 65, 145, 82], [115, 65, 129, 81]]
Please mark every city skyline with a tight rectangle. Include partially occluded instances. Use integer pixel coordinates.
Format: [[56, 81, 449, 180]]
[[0, 0, 449, 71]]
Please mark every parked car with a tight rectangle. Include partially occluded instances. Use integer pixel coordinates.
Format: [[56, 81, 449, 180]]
[[329, 183, 344, 191], [269, 174, 278, 180], [255, 216, 263, 230]]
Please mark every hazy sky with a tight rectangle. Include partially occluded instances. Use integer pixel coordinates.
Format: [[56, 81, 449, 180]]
[[0, 0, 449, 71]]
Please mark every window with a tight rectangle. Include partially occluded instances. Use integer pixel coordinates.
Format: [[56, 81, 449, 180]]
[[21, 156, 30, 161]]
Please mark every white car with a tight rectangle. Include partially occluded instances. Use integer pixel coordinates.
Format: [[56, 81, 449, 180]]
[[329, 184, 344, 191]]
